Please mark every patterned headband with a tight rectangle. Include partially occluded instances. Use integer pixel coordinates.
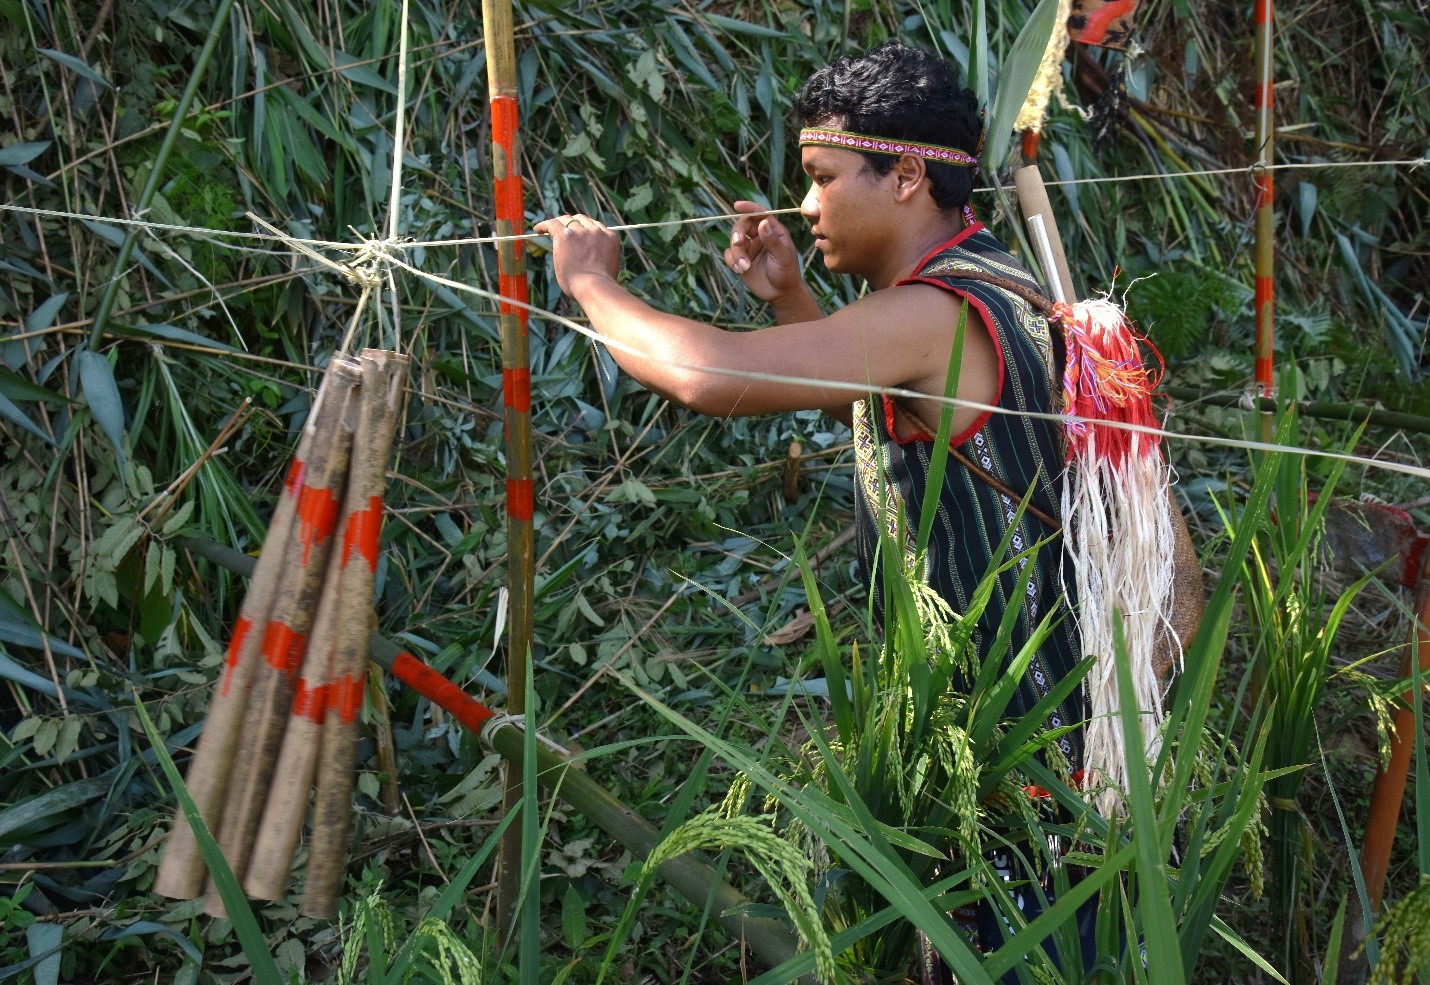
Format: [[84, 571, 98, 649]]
[[798, 127, 980, 168]]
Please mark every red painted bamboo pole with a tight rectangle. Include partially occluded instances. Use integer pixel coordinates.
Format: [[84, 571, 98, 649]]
[[203, 361, 361, 916], [1252, 0, 1276, 435], [303, 350, 408, 919], [153, 394, 315, 899], [480, 0, 535, 935], [1359, 556, 1430, 914]]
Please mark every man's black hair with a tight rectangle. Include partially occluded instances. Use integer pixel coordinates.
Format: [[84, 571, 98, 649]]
[[794, 40, 982, 211]]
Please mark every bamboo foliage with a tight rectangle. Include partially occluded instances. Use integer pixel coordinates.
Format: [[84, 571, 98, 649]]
[[1, 0, 1426, 980]]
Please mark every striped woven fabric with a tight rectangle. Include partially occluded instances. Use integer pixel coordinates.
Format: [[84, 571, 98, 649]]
[[852, 223, 1084, 765]]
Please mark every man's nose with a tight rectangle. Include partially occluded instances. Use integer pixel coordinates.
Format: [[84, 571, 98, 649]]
[[800, 185, 819, 221]]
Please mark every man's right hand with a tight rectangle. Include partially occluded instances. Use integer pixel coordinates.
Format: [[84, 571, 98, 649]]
[[723, 201, 805, 304]]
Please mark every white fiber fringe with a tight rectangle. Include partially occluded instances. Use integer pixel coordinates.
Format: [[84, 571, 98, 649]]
[[1060, 304, 1178, 816]]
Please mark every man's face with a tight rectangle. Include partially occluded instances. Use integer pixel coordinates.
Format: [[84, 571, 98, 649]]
[[799, 144, 895, 278]]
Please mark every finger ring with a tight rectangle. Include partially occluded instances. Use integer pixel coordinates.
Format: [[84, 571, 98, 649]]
[[562, 218, 578, 228]]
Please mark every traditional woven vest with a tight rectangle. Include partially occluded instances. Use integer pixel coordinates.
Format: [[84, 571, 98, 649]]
[[852, 222, 1084, 766]]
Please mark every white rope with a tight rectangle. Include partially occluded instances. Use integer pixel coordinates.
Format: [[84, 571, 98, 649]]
[[6, 147, 1428, 480], [384, 251, 1430, 483], [2, 157, 1422, 256]]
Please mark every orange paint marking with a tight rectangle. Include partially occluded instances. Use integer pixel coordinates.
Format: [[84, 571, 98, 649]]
[[292, 678, 328, 724], [342, 495, 384, 572], [220, 616, 256, 697], [502, 368, 531, 413], [507, 477, 534, 522], [262, 621, 307, 675], [390, 651, 494, 734], [327, 672, 366, 725], [296, 483, 341, 565], [284, 459, 306, 497]]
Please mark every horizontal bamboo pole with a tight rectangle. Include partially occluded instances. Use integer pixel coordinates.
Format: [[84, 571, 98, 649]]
[[181, 535, 814, 982], [1162, 386, 1430, 435]]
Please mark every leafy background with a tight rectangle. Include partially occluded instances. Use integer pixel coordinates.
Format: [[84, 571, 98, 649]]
[[1, 0, 1427, 981]]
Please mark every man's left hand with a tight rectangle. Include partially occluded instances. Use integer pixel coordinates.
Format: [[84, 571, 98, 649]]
[[534, 213, 621, 298]]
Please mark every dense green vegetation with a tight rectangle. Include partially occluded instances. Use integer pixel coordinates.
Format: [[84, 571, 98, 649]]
[[1, 0, 1427, 982]]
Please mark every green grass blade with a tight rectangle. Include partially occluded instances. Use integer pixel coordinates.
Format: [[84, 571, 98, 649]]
[[132, 696, 282, 985]]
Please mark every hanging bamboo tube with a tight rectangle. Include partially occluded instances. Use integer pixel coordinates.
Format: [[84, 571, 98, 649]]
[[480, 0, 536, 935], [153, 378, 335, 900], [303, 350, 408, 919], [203, 358, 362, 916], [1252, 0, 1276, 438], [241, 540, 347, 900]]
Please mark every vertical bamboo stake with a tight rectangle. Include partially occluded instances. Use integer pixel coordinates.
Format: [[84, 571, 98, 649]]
[[1252, 0, 1276, 439], [204, 359, 361, 916], [153, 382, 328, 899], [480, 0, 536, 937], [302, 350, 408, 920]]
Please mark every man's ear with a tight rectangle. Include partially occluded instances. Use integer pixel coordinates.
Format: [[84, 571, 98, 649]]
[[891, 154, 927, 203]]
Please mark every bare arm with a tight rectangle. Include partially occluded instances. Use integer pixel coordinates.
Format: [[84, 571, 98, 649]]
[[533, 213, 994, 424]]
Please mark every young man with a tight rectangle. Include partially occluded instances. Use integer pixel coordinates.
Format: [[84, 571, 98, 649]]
[[535, 41, 1083, 763], [537, 38, 1101, 979]]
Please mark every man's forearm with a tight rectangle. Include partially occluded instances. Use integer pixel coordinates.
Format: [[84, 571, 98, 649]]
[[769, 286, 824, 325]]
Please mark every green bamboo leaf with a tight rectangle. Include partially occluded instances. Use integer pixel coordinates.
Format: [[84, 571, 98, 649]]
[[25, 923, 62, 985], [0, 390, 56, 445], [702, 13, 785, 38], [37, 48, 112, 88], [0, 368, 70, 405], [26, 293, 68, 331], [971, 0, 989, 110], [984, 0, 1059, 172], [1115, 615, 1186, 985], [0, 592, 86, 660], [0, 141, 51, 167], [97, 922, 202, 966], [117, 322, 238, 352], [335, 51, 398, 94], [0, 777, 109, 842], [76, 350, 128, 472]]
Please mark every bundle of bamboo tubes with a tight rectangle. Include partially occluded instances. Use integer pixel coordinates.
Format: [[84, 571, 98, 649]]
[[153, 349, 408, 919]]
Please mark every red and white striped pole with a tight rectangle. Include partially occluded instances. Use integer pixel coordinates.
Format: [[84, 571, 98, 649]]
[[481, 0, 535, 936], [1252, 0, 1276, 437]]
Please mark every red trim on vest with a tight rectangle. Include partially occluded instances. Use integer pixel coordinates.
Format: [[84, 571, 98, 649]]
[[884, 278, 1005, 449]]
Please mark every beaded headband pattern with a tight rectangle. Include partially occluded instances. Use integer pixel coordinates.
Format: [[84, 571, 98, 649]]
[[798, 127, 979, 168]]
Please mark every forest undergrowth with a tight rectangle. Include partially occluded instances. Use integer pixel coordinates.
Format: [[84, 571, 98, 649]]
[[1, 0, 1427, 982]]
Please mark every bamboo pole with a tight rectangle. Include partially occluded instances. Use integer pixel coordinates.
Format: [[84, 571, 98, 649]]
[[1161, 386, 1430, 434], [1013, 164, 1076, 303], [178, 535, 813, 983], [1252, 0, 1276, 439], [303, 350, 408, 919], [480, 0, 536, 936], [154, 381, 327, 899], [241, 539, 346, 900], [204, 359, 362, 916], [1359, 555, 1430, 913]]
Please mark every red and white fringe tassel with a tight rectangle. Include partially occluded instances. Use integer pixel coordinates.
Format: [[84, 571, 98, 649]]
[[1057, 298, 1176, 815]]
